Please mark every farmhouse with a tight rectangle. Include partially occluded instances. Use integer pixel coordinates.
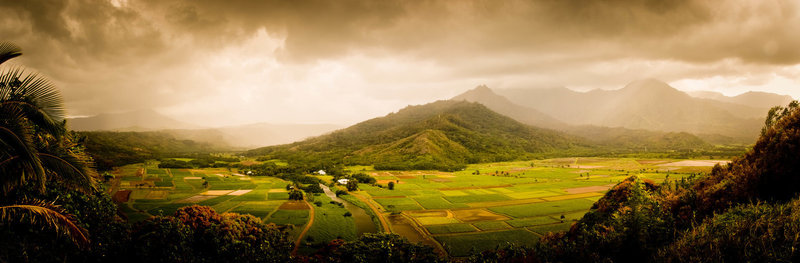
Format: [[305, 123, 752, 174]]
[[337, 178, 349, 185], [317, 170, 326, 175]]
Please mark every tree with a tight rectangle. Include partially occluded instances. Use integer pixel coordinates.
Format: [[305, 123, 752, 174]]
[[0, 42, 95, 248], [288, 189, 303, 200], [388, 181, 395, 190], [346, 180, 358, 191]]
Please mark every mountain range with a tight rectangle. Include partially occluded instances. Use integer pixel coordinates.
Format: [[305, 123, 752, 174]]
[[493, 79, 774, 141]]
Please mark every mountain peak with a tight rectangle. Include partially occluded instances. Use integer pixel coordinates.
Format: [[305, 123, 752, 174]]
[[622, 78, 672, 91]]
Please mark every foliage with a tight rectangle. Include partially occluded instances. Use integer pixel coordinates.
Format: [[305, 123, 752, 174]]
[[346, 180, 358, 191], [78, 131, 234, 170], [312, 233, 441, 263], [131, 205, 293, 263], [351, 172, 376, 184], [288, 189, 304, 201], [660, 199, 800, 262], [0, 41, 101, 260]]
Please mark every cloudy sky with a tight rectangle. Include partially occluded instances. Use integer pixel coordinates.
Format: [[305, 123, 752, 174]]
[[1, 0, 799, 127]]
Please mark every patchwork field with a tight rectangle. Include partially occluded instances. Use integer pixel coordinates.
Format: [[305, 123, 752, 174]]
[[110, 165, 308, 232], [345, 157, 714, 257], [109, 157, 718, 258]]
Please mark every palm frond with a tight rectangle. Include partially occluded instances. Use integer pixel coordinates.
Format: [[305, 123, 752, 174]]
[[0, 107, 46, 193], [0, 42, 22, 66], [0, 68, 66, 136], [0, 198, 89, 248], [38, 152, 97, 193]]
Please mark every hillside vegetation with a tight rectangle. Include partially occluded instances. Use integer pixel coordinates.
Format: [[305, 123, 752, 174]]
[[77, 131, 234, 170], [249, 100, 590, 171]]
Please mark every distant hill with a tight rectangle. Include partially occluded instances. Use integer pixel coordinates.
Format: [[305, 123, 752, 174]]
[[496, 79, 764, 141], [68, 109, 341, 148], [68, 109, 200, 131], [161, 123, 341, 148], [688, 90, 794, 109], [452, 85, 714, 150], [248, 100, 589, 171], [76, 131, 235, 170]]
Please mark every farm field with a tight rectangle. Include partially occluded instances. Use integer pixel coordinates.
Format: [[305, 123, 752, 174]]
[[343, 157, 720, 257], [108, 157, 721, 258], [109, 164, 311, 238]]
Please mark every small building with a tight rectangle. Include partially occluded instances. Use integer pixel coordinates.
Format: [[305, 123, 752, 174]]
[[317, 170, 326, 175], [337, 178, 349, 185]]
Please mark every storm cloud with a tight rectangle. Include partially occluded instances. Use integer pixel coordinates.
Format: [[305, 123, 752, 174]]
[[1, 0, 798, 126]]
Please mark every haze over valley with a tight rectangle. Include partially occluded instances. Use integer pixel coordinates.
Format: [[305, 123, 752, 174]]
[[3, 1, 800, 262]]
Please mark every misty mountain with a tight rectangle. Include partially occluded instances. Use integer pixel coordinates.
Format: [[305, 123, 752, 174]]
[[688, 90, 794, 109], [452, 84, 568, 129], [452, 85, 713, 150], [165, 123, 342, 148], [68, 109, 201, 131], [496, 79, 764, 140], [248, 100, 589, 171], [68, 109, 341, 148]]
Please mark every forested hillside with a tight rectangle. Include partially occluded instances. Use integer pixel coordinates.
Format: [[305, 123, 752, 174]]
[[249, 100, 590, 171]]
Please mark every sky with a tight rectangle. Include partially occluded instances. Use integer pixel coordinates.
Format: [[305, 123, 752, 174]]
[[1, 0, 799, 127]]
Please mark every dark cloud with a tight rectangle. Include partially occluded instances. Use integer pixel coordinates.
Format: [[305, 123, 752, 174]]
[[0, 0, 797, 125]]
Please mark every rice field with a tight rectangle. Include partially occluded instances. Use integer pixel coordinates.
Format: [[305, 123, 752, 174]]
[[109, 157, 718, 258]]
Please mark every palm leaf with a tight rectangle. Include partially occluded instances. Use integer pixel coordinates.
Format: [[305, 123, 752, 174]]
[[0, 198, 89, 248], [38, 152, 97, 193], [0, 42, 22, 66], [0, 68, 66, 137], [0, 106, 46, 193]]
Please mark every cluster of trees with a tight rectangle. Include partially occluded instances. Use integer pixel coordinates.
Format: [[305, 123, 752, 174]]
[[157, 156, 237, 169]]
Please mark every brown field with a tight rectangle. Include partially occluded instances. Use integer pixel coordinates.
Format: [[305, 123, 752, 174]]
[[429, 178, 452, 182], [636, 159, 669, 165], [228, 190, 252, 196], [571, 165, 603, 169], [279, 201, 309, 210], [113, 190, 131, 202], [452, 209, 509, 222]]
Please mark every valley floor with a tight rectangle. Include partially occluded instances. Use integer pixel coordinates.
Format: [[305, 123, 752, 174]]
[[108, 157, 722, 257]]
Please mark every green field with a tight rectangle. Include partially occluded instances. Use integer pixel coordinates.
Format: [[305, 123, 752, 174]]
[[112, 165, 305, 234], [345, 157, 715, 257], [110, 157, 719, 257]]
